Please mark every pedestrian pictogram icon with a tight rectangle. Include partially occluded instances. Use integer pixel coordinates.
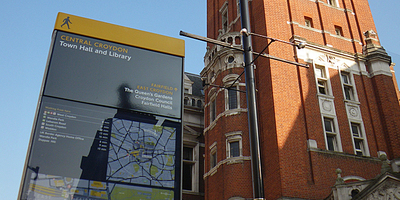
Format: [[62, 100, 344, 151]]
[[61, 16, 72, 29]]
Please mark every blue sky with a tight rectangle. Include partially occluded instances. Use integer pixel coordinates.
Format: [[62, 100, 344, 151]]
[[0, 1, 398, 199]]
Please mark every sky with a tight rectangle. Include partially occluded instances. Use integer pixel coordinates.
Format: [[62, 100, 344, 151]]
[[0, 0, 398, 199]]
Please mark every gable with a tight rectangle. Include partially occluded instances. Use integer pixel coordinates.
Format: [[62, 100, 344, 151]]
[[354, 173, 400, 200]]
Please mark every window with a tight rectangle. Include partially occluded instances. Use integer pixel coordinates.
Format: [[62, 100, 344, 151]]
[[318, 80, 328, 94], [323, 117, 339, 151], [184, 97, 189, 105], [210, 99, 216, 122], [222, 8, 228, 33], [315, 66, 329, 95], [305, 16, 313, 28], [327, 0, 337, 7], [210, 149, 217, 168], [228, 56, 235, 63], [197, 100, 202, 108], [192, 99, 196, 107], [351, 189, 360, 199], [341, 72, 355, 101], [226, 131, 242, 158], [351, 123, 366, 156], [236, 0, 240, 16], [335, 25, 343, 36], [182, 147, 195, 190], [227, 37, 233, 45], [228, 87, 238, 109], [229, 141, 240, 157]]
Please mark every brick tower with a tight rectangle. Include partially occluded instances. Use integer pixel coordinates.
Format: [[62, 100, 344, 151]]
[[201, 0, 400, 199]]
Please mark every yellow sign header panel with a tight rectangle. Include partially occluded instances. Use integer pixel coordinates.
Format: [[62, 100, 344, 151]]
[[54, 12, 185, 57]]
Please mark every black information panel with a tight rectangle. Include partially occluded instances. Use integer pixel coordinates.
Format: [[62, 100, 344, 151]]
[[44, 31, 183, 118], [21, 96, 181, 200]]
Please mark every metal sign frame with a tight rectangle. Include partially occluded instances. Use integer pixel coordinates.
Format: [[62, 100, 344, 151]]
[[19, 13, 185, 200]]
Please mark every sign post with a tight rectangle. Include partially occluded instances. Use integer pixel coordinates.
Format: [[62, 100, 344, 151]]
[[19, 13, 184, 200]]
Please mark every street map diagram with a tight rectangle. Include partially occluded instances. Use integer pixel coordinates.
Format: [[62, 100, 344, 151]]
[[26, 174, 174, 200], [107, 118, 176, 188]]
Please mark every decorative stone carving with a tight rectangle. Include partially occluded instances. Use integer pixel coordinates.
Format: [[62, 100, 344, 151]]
[[364, 30, 377, 39], [336, 168, 345, 185], [349, 107, 358, 117], [322, 100, 333, 112], [346, 104, 361, 121], [380, 154, 393, 174], [319, 97, 336, 115], [341, 63, 350, 70], [366, 180, 400, 200], [318, 54, 327, 62], [327, 55, 337, 65]]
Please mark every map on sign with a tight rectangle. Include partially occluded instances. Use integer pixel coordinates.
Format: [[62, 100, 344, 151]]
[[107, 118, 176, 188], [26, 173, 174, 200]]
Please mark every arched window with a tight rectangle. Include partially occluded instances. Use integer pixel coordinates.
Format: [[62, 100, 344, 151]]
[[351, 189, 360, 199], [197, 100, 202, 108], [184, 97, 189, 105]]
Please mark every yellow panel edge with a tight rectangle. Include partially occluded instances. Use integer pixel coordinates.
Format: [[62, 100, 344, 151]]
[[54, 12, 185, 57]]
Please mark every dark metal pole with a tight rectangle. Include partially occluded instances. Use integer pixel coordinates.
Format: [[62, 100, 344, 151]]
[[239, 0, 265, 199]]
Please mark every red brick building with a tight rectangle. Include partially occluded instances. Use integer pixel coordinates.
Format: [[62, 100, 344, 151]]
[[201, 0, 400, 199]]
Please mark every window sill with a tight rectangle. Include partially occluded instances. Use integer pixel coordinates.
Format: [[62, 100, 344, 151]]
[[183, 190, 204, 196], [344, 99, 360, 105], [317, 93, 335, 99], [308, 148, 377, 161]]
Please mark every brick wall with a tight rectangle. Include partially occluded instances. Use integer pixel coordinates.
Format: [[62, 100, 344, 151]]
[[204, 0, 399, 199]]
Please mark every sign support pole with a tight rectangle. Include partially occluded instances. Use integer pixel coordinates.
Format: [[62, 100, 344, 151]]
[[239, 0, 265, 199]]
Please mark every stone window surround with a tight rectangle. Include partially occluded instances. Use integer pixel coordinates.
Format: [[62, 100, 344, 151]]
[[322, 116, 343, 152], [182, 142, 200, 192], [349, 121, 370, 157], [225, 131, 243, 158]]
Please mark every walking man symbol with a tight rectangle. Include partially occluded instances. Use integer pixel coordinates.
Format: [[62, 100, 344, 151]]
[[61, 17, 72, 29]]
